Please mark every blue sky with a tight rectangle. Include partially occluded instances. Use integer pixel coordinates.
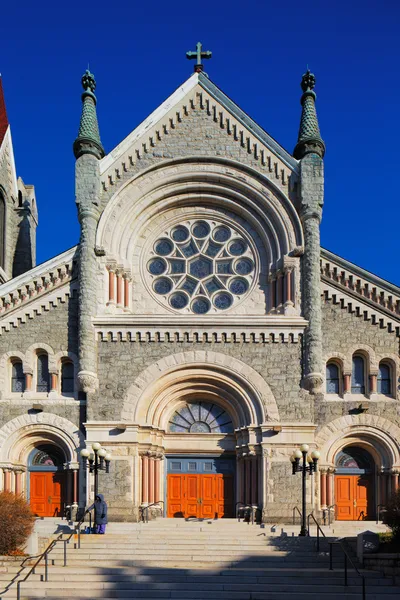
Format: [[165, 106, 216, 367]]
[[1, 0, 399, 283]]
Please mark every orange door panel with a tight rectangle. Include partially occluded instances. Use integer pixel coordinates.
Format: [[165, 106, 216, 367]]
[[335, 476, 354, 520], [355, 477, 369, 520], [186, 475, 200, 518], [30, 472, 64, 517], [167, 474, 185, 518], [218, 474, 234, 518], [200, 475, 215, 519]]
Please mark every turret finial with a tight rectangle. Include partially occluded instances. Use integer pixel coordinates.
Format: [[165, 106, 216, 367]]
[[73, 69, 105, 160], [293, 69, 325, 160]]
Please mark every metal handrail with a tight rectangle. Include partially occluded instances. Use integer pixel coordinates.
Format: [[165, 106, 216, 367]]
[[376, 503, 386, 524], [292, 505, 302, 525], [307, 512, 326, 552], [329, 539, 366, 600], [16, 511, 88, 600], [235, 502, 255, 525], [140, 501, 164, 523]]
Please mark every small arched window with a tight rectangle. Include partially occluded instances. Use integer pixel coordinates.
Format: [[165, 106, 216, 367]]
[[352, 355, 365, 394], [378, 362, 391, 395], [36, 353, 50, 393], [326, 362, 340, 394], [11, 360, 24, 393], [61, 361, 74, 393]]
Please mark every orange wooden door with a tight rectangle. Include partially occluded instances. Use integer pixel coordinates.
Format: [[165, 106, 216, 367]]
[[30, 472, 63, 517], [355, 477, 369, 520], [200, 474, 215, 519], [186, 474, 201, 518], [167, 474, 185, 517], [335, 475, 370, 520], [217, 474, 234, 518]]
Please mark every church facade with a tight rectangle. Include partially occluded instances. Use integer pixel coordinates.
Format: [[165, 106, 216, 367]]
[[0, 52, 399, 523]]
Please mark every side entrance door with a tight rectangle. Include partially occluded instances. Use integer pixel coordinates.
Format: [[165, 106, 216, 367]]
[[30, 472, 63, 517], [335, 475, 370, 520]]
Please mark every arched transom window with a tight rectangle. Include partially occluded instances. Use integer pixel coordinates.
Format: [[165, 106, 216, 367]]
[[147, 219, 256, 314], [169, 402, 234, 433]]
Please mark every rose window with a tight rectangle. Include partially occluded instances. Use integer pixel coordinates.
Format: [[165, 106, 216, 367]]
[[147, 220, 255, 313]]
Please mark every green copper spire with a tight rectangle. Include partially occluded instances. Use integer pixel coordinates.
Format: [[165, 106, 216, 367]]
[[73, 69, 105, 160], [293, 70, 325, 160]]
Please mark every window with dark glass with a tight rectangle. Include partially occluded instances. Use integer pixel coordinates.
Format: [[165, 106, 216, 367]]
[[11, 360, 24, 392], [351, 355, 365, 394], [378, 363, 391, 395], [326, 362, 340, 394], [36, 354, 50, 393], [61, 361, 74, 393]]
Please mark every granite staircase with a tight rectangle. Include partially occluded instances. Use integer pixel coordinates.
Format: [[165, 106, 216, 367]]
[[1, 519, 399, 600]]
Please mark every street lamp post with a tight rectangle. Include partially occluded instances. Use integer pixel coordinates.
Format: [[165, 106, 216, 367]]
[[290, 444, 320, 536], [80, 443, 111, 501]]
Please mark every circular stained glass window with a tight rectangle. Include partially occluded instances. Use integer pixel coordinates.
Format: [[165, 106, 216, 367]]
[[153, 277, 172, 295], [214, 292, 233, 310], [155, 238, 174, 256], [171, 225, 189, 243], [229, 239, 247, 256], [192, 296, 210, 314], [213, 226, 231, 243], [229, 278, 248, 295], [234, 258, 254, 276], [170, 292, 189, 309], [192, 221, 210, 238], [148, 258, 167, 276], [147, 218, 256, 313]]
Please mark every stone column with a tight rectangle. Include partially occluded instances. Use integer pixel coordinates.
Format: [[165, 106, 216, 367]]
[[75, 155, 102, 396], [236, 454, 244, 504], [50, 373, 58, 393], [14, 470, 23, 496], [299, 154, 324, 394], [369, 373, 377, 394], [4, 469, 11, 492], [250, 454, 258, 506], [343, 373, 351, 394], [148, 456, 155, 505], [327, 469, 334, 507], [244, 457, 251, 505], [25, 371, 33, 392], [154, 457, 161, 503], [379, 472, 387, 507], [391, 472, 399, 493], [320, 470, 327, 508], [116, 270, 123, 308], [269, 274, 276, 313], [123, 275, 131, 311], [142, 454, 149, 504], [73, 467, 79, 506]]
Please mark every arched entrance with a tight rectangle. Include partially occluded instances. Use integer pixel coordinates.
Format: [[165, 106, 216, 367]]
[[335, 446, 375, 521], [29, 444, 66, 517], [166, 400, 235, 518]]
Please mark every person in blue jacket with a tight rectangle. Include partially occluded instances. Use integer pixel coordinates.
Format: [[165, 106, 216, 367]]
[[87, 494, 108, 534]]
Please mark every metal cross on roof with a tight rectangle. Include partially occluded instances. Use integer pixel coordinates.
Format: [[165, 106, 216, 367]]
[[186, 42, 212, 73]]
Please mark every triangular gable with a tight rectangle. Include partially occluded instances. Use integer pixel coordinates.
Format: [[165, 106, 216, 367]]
[[0, 246, 78, 335], [321, 247, 400, 335], [100, 73, 298, 192]]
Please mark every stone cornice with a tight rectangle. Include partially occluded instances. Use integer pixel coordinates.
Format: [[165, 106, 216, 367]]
[[94, 315, 307, 343]]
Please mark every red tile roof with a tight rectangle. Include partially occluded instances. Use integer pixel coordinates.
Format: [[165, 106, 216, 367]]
[[0, 77, 9, 147]]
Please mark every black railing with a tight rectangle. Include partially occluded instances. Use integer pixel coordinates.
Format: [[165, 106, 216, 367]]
[[140, 501, 164, 523], [322, 504, 336, 526], [329, 540, 366, 600], [376, 503, 386, 524], [16, 511, 88, 600], [307, 512, 326, 552], [292, 505, 302, 525], [235, 502, 255, 525]]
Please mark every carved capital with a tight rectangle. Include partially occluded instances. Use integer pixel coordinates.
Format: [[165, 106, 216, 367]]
[[303, 372, 323, 394], [77, 370, 98, 393]]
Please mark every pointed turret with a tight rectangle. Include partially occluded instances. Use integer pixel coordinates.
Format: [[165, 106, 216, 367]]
[[293, 70, 325, 160], [73, 69, 105, 160], [0, 76, 10, 147]]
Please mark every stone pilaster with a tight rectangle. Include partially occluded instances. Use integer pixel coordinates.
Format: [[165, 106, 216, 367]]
[[299, 153, 324, 393]]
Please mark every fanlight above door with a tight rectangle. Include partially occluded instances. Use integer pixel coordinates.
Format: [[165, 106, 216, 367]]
[[168, 402, 234, 433]]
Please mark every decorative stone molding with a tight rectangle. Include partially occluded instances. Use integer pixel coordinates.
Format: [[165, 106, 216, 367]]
[[303, 372, 323, 394], [0, 413, 84, 463], [315, 414, 400, 469], [122, 350, 280, 425]]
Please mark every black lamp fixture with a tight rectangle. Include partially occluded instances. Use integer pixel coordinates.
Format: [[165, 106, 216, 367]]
[[80, 443, 111, 499], [290, 444, 320, 536]]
